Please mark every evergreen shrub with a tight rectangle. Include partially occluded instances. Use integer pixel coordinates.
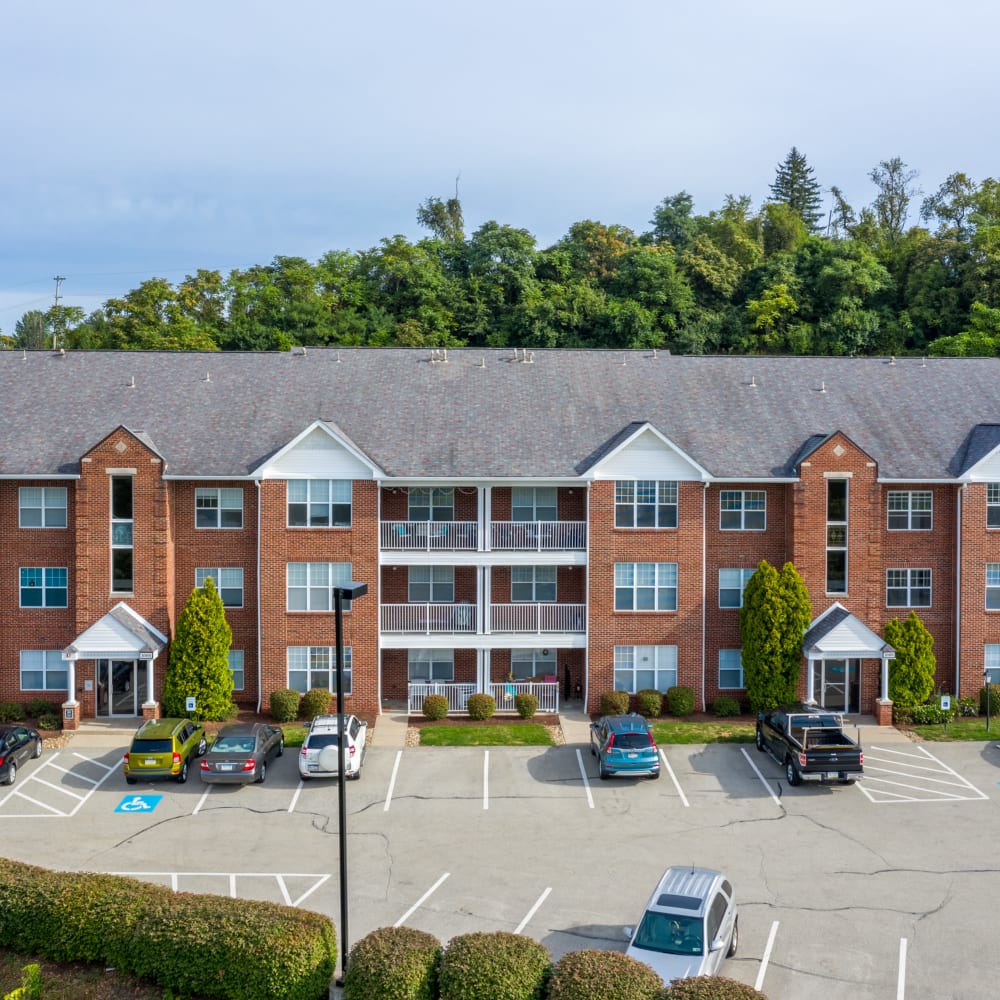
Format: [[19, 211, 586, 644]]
[[713, 696, 742, 717], [26, 699, 53, 719], [422, 694, 449, 721], [600, 691, 630, 716], [270, 688, 301, 723], [635, 689, 663, 718], [300, 688, 333, 720], [666, 685, 695, 717], [515, 693, 539, 719], [344, 926, 441, 1000], [546, 949, 662, 1000], [665, 975, 768, 999], [980, 685, 1000, 716], [438, 931, 550, 1000], [0, 703, 24, 723], [36, 714, 61, 732], [467, 694, 496, 721]]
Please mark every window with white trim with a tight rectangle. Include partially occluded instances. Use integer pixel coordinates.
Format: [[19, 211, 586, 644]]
[[408, 566, 454, 603], [613, 645, 677, 693], [110, 476, 134, 593], [988, 564, 1000, 610], [510, 648, 556, 679], [985, 644, 1000, 684], [228, 650, 245, 691], [19, 487, 67, 528], [886, 568, 931, 607], [827, 479, 848, 594], [287, 479, 351, 527], [408, 487, 454, 522], [512, 566, 557, 602], [287, 562, 353, 611], [196, 488, 244, 529], [195, 568, 244, 608], [20, 650, 68, 691], [720, 490, 765, 530], [287, 646, 351, 694], [719, 568, 755, 608], [887, 491, 932, 530], [408, 648, 454, 681], [512, 487, 557, 522], [615, 480, 678, 528], [20, 567, 68, 608], [989, 484, 1000, 528], [718, 649, 744, 689], [614, 563, 677, 611]]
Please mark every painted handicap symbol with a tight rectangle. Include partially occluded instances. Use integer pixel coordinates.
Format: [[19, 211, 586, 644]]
[[115, 794, 162, 813]]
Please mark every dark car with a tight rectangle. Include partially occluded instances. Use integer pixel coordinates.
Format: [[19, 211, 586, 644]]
[[199, 723, 284, 784], [589, 712, 660, 780], [0, 725, 42, 785], [123, 717, 207, 784]]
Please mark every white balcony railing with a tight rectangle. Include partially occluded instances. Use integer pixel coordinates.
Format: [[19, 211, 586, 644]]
[[489, 603, 586, 634], [407, 681, 558, 714], [381, 603, 477, 634], [408, 682, 476, 713], [381, 520, 478, 551], [491, 521, 586, 551]]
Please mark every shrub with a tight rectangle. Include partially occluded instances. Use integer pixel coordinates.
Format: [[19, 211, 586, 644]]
[[36, 714, 61, 732], [892, 703, 914, 726], [344, 926, 441, 1000], [665, 976, 768, 999], [270, 688, 301, 723], [546, 949, 661, 1000], [467, 693, 496, 721], [713, 696, 742, 717], [300, 687, 333, 720], [422, 694, 449, 720], [980, 685, 1000, 717], [957, 695, 980, 717], [5, 963, 43, 1000], [26, 699, 54, 719], [666, 685, 695, 717], [910, 702, 952, 725], [515, 693, 539, 719], [635, 689, 663, 718], [0, 703, 24, 723], [438, 931, 549, 1000], [600, 691, 630, 716]]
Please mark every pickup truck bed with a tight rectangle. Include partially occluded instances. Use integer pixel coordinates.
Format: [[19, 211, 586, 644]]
[[756, 707, 864, 786]]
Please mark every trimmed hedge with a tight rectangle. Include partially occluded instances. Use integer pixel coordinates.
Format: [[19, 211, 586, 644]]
[[665, 976, 768, 999], [467, 693, 496, 721], [980, 685, 1000, 716], [515, 693, 539, 719], [300, 687, 333, 720], [0, 702, 24, 723], [600, 691, 630, 716], [423, 694, 449, 720], [26, 699, 54, 719], [438, 931, 550, 1000], [712, 696, 742, 717], [635, 689, 663, 718], [546, 949, 662, 1000], [0, 858, 336, 1000], [666, 685, 695, 717], [270, 688, 301, 723], [344, 926, 441, 1000]]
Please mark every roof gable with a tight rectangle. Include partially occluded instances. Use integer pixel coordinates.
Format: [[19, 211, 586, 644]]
[[957, 424, 1000, 479], [64, 603, 167, 660], [254, 421, 382, 479], [803, 602, 895, 658], [584, 422, 710, 481]]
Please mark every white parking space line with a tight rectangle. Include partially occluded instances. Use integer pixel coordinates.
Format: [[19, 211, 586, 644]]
[[860, 745, 987, 803], [110, 871, 332, 907], [755, 920, 779, 991], [660, 749, 689, 807], [741, 748, 782, 807], [288, 781, 303, 813], [394, 872, 450, 928], [514, 887, 552, 934], [384, 750, 402, 811], [11, 790, 65, 814], [229, 874, 237, 898], [575, 749, 594, 809], [0, 751, 119, 818], [192, 786, 212, 815], [33, 777, 85, 800], [483, 751, 489, 810], [898, 937, 907, 999], [45, 763, 100, 785]]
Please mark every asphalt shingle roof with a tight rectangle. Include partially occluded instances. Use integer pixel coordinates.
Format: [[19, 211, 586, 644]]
[[3, 349, 1000, 480]]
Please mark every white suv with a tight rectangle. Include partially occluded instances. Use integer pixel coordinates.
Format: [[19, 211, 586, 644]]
[[298, 714, 367, 781]]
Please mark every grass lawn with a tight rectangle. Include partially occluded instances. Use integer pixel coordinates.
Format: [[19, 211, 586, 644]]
[[419, 723, 557, 746], [650, 720, 756, 744], [905, 717, 1000, 742]]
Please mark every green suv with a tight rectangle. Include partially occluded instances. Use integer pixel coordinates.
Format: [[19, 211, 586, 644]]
[[123, 718, 208, 784]]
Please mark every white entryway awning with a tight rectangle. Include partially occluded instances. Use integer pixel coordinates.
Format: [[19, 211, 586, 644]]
[[63, 603, 167, 661], [803, 603, 895, 660]]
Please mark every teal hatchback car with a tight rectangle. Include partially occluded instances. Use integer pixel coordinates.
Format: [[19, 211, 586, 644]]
[[589, 712, 660, 780]]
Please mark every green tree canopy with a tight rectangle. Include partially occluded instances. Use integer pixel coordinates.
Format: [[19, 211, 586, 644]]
[[884, 610, 936, 707], [770, 147, 824, 232]]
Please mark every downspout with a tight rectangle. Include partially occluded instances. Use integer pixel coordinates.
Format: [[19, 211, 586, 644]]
[[377, 482, 383, 715], [701, 481, 708, 713], [584, 483, 590, 712], [255, 480, 263, 714], [955, 483, 963, 697]]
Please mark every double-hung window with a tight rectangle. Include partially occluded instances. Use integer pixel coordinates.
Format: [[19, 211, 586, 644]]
[[228, 650, 245, 691], [511, 566, 557, 602], [287, 480, 351, 527], [196, 488, 243, 528], [887, 491, 932, 530], [512, 487, 558, 522], [718, 649, 744, 689], [408, 649, 454, 681], [408, 566, 454, 603], [196, 568, 244, 607], [19, 487, 67, 528], [985, 644, 1000, 684], [886, 569, 931, 608], [613, 645, 677, 693], [408, 488, 454, 522], [615, 480, 678, 528], [20, 567, 68, 608], [287, 646, 351, 694], [720, 490, 765, 530], [287, 562, 353, 611], [988, 564, 1000, 610], [989, 485, 1000, 528], [20, 650, 68, 691], [719, 569, 755, 608], [511, 648, 556, 679], [614, 563, 677, 611]]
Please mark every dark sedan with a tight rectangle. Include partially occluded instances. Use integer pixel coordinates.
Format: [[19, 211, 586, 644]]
[[199, 723, 284, 785], [0, 725, 43, 785]]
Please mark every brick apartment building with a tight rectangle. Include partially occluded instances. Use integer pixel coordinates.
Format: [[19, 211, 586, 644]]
[[3, 347, 1000, 729]]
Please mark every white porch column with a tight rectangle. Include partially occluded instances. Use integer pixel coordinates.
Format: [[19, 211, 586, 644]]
[[880, 653, 890, 702], [481, 486, 491, 552], [65, 655, 77, 704], [806, 656, 816, 704], [143, 653, 157, 711], [483, 565, 492, 634]]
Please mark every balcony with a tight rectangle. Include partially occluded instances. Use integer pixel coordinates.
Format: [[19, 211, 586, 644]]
[[491, 521, 586, 551], [380, 519, 586, 552], [381, 602, 585, 635], [490, 603, 585, 634], [407, 680, 559, 714], [381, 520, 477, 551]]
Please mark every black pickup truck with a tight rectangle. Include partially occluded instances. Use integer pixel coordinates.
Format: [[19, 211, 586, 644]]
[[755, 705, 864, 786]]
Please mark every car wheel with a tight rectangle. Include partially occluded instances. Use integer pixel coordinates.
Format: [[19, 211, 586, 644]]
[[277, 738, 284, 758], [5, 763, 15, 786], [727, 917, 739, 957], [755, 728, 765, 752], [256, 762, 267, 784], [649, 769, 661, 780], [300, 773, 310, 781], [785, 758, 802, 786], [598, 764, 609, 780], [125, 776, 137, 785], [177, 759, 189, 784], [196, 736, 208, 756], [590, 743, 596, 757], [32, 738, 42, 759]]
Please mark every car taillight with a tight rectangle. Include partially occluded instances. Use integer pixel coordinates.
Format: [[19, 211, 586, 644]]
[[299, 747, 308, 758], [242, 759, 255, 771], [649, 740, 658, 753], [859, 751, 864, 766], [199, 760, 209, 771], [798, 752, 807, 768], [348, 744, 356, 757], [606, 734, 615, 751], [0, 756, 5, 766], [172, 752, 181, 766]]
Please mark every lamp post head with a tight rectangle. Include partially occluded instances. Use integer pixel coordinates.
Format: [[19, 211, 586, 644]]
[[334, 582, 368, 601]]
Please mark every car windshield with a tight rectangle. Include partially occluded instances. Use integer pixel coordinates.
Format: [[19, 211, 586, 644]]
[[613, 733, 652, 750], [131, 739, 172, 754], [633, 911, 704, 956], [213, 737, 254, 753]]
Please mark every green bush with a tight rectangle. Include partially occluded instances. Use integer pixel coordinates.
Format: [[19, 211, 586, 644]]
[[515, 693, 539, 719], [344, 926, 441, 1000], [25, 699, 54, 719], [666, 685, 695, 717], [0, 703, 24, 723], [300, 687, 333, 720], [713, 696, 742, 717], [892, 703, 914, 726], [665, 976, 768, 999], [422, 694, 449, 720], [467, 693, 496, 721], [635, 689, 663, 718], [980, 685, 1000, 716], [546, 949, 661, 1000], [438, 931, 549, 1000], [957, 695, 980, 717], [4, 963, 43, 1000], [910, 702, 952, 725], [600, 691, 630, 716], [36, 714, 61, 732], [270, 688, 301, 723]]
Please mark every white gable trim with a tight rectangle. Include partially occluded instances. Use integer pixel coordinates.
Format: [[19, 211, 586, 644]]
[[961, 441, 1000, 482], [584, 423, 711, 481], [253, 420, 383, 479], [64, 603, 167, 661], [805, 602, 895, 659]]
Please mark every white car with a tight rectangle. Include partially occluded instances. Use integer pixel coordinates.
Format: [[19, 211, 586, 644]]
[[298, 714, 367, 780], [625, 866, 738, 986]]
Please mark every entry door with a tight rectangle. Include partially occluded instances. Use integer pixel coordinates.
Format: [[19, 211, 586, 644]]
[[97, 659, 143, 717], [816, 659, 859, 713]]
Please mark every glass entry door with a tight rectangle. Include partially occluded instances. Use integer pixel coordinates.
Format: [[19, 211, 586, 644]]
[[812, 658, 859, 714], [96, 659, 146, 717]]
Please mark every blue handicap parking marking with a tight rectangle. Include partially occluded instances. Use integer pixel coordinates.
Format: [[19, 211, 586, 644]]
[[115, 794, 163, 813]]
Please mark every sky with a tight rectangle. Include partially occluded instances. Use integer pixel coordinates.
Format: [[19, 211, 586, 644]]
[[2, 0, 997, 336]]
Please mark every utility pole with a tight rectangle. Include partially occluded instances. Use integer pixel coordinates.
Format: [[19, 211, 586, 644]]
[[52, 275, 65, 350]]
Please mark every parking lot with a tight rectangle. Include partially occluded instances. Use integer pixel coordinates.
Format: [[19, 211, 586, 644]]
[[3, 728, 1000, 998]]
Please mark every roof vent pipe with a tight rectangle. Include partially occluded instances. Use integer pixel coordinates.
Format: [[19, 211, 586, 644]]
[[749, 375, 758, 389], [889, 355, 896, 365], [820, 381, 827, 393], [128, 375, 136, 389], [203, 371, 211, 382]]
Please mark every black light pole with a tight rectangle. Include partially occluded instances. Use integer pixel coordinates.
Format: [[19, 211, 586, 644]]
[[333, 581, 368, 987], [986, 668, 992, 734]]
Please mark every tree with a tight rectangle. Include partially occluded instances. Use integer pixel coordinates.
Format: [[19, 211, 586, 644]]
[[162, 577, 234, 720], [13, 310, 50, 350], [769, 147, 824, 232], [869, 157, 921, 247], [417, 194, 464, 243], [884, 610, 936, 707], [647, 191, 698, 249], [740, 561, 811, 711]]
